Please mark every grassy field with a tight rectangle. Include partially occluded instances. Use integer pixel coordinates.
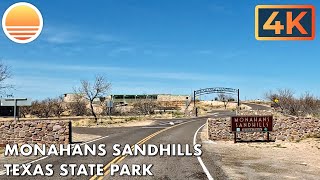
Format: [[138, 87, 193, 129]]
[[0, 147, 4, 154]]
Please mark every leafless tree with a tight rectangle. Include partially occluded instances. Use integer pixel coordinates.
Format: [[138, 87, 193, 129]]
[[300, 92, 319, 115], [41, 98, 54, 118], [265, 89, 320, 116], [68, 96, 88, 116], [133, 99, 159, 115], [29, 98, 56, 118], [264, 90, 279, 102], [19, 106, 31, 118], [75, 75, 111, 122], [30, 100, 50, 118], [217, 93, 233, 109], [265, 89, 298, 115], [51, 96, 64, 117], [0, 62, 12, 95], [30, 100, 42, 117]]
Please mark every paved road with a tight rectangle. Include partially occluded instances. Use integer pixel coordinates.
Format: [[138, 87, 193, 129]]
[[243, 103, 271, 110], [1, 104, 267, 180], [1, 115, 216, 180]]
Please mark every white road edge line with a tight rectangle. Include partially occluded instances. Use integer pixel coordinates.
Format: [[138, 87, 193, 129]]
[[0, 135, 109, 175], [0, 170, 6, 176], [194, 124, 214, 180], [141, 127, 167, 129], [78, 135, 109, 146]]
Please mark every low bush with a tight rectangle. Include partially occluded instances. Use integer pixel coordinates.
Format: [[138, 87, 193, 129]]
[[265, 89, 320, 116]]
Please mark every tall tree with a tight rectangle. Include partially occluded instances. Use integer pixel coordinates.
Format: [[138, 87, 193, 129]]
[[76, 75, 111, 122]]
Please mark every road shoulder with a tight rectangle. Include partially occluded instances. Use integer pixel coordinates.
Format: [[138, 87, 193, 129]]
[[200, 124, 320, 179]]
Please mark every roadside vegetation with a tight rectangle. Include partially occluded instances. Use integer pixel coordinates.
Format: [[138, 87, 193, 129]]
[[265, 89, 320, 117], [0, 61, 12, 94], [0, 60, 249, 125], [74, 75, 111, 123], [217, 93, 235, 109]]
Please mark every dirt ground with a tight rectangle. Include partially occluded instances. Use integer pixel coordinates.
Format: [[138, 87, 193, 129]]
[[72, 118, 155, 127], [202, 137, 320, 180]]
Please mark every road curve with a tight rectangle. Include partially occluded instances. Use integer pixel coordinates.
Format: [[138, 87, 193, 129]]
[[1, 104, 267, 180]]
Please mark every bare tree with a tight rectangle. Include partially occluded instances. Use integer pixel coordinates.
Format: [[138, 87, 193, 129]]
[[51, 96, 64, 117], [265, 89, 298, 115], [264, 90, 279, 102], [217, 93, 233, 109], [29, 98, 56, 118], [0, 62, 12, 95], [68, 98, 88, 116], [133, 99, 159, 115], [30, 100, 42, 117], [265, 89, 320, 116], [75, 75, 111, 122], [19, 106, 31, 118], [300, 92, 319, 115], [30, 100, 50, 118], [41, 98, 54, 118]]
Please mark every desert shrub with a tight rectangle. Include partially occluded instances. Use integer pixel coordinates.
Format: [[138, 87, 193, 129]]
[[265, 89, 320, 116], [19, 106, 31, 118], [30, 99, 52, 118], [172, 111, 184, 117], [133, 99, 159, 115], [51, 96, 65, 117], [68, 100, 88, 116]]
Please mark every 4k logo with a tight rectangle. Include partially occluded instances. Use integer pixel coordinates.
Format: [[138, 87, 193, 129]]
[[255, 5, 315, 40]]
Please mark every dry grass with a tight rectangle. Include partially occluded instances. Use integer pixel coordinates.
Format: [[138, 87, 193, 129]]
[[0, 147, 4, 154], [72, 116, 148, 127]]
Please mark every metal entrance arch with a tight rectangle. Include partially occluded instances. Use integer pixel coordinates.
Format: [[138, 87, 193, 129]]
[[193, 87, 240, 107]]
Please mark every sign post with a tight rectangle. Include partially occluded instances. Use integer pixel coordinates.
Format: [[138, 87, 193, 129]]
[[231, 115, 273, 143], [14, 99, 17, 121], [106, 100, 114, 115], [0, 98, 32, 121]]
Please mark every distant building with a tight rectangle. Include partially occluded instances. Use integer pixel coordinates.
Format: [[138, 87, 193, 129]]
[[111, 94, 190, 104], [0, 106, 16, 116], [63, 93, 100, 103], [63, 93, 190, 104], [63, 93, 82, 103]]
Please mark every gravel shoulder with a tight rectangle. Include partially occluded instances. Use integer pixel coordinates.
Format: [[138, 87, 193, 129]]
[[201, 133, 320, 179]]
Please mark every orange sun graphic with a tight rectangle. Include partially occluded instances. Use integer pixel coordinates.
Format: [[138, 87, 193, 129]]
[[2, 2, 43, 44]]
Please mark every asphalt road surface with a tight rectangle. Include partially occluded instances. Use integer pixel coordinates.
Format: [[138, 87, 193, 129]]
[[243, 103, 271, 111], [1, 103, 269, 180]]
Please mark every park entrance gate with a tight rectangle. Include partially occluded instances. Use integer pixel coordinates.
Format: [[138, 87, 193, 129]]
[[193, 87, 240, 108]]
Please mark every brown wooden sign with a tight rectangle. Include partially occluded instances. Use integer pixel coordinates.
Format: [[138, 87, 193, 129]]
[[231, 115, 273, 132]]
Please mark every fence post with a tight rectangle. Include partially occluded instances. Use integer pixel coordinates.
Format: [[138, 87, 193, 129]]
[[68, 121, 72, 144]]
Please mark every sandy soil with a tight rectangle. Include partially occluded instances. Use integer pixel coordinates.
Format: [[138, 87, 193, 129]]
[[100, 119, 155, 127], [72, 118, 155, 128], [199, 101, 251, 110], [202, 135, 320, 179]]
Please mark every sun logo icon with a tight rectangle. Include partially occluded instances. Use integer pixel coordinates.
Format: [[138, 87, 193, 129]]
[[2, 2, 43, 44]]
